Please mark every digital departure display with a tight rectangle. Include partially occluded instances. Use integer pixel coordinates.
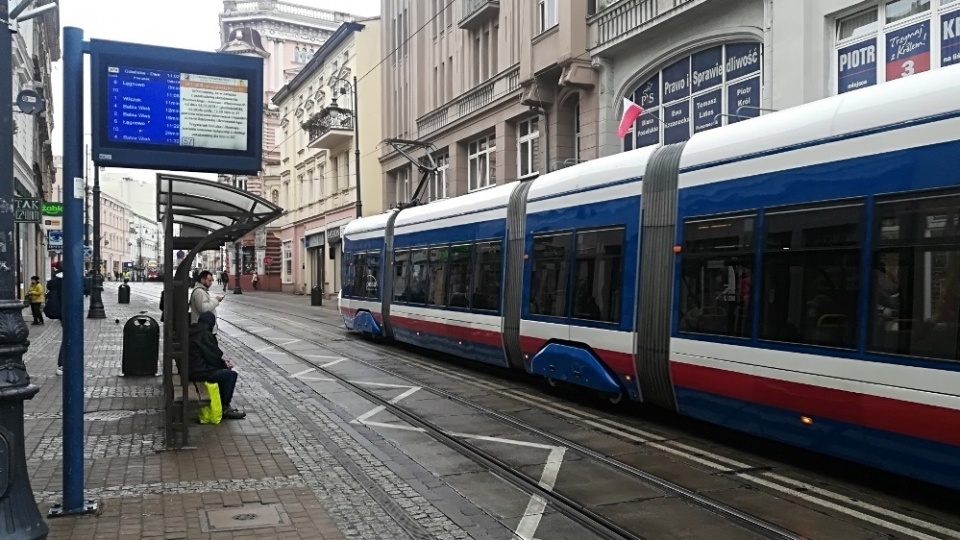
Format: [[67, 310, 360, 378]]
[[107, 67, 249, 151]]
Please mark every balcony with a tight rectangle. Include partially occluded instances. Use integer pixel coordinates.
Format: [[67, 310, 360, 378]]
[[589, 0, 700, 54], [303, 108, 354, 151], [417, 64, 520, 139], [459, 0, 500, 30]]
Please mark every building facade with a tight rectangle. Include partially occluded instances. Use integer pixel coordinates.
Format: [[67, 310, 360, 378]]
[[14, 3, 59, 288], [218, 0, 361, 291], [271, 19, 383, 296], [128, 212, 161, 280], [380, 0, 600, 210], [99, 192, 130, 279], [589, 0, 960, 156]]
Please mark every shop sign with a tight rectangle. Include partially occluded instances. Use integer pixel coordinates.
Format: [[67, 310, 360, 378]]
[[305, 232, 325, 248], [327, 226, 342, 244]]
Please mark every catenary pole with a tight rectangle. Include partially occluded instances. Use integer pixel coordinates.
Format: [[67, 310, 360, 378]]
[[0, 0, 48, 536]]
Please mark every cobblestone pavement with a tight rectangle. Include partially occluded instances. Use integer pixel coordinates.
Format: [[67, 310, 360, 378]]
[[24, 289, 403, 540]]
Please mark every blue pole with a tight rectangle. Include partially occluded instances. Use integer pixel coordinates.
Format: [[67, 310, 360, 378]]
[[61, 26, 86, 514]]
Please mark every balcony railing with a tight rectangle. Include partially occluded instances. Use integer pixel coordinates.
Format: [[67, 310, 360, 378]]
[[303, 109, 354, 150], [460, 0, 500, 30], [417, 64, 520, 139], [227, 0, 355, 23], [590, 0, 700, 54]]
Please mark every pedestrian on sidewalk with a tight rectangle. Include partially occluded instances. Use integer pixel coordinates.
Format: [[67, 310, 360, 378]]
[[251, 271, 259, 291], [189, 311, 246, 419], [27, 276, 44, 325], [222, 269, 229, 293], [45, 263, 64, 375], [190, 270, 224, 334]]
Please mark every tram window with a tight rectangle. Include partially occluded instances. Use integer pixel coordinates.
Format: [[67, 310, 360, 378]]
[[362, 252, 381, 300], [344, 254, 357, 298], [679, 215, 755, 337], [393, 251, 410, 302], [409, 249, 429, 303], [868, 192, 960, 362], [428, 247, 448, 307], [530, 233, 572, 318], [446, 244, 472, 308], [473, 240, 502, 311], [351, 253, 366, 300], [572, 228, 624, 323], [760, 205, 862, 348]]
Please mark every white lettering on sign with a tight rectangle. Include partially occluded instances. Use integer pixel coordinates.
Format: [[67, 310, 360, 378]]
[[944, 14, 959, 39], [692, 63, 723, 87], [839, 45, 877, 71], [726, 50, 759, 72], [888, 26, 926, 61], [664, 77, 687, 95]]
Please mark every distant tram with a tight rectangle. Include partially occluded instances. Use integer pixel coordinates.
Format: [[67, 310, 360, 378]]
[[340, 66, 960, 490], [146, 261, 160, 281]]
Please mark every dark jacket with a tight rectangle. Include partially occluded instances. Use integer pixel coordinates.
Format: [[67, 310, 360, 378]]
[[188, 322, 227, 381], [44, 274, 62, 320]]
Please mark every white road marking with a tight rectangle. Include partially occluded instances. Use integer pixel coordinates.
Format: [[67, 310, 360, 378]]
[[319, 358, 348, 368], [290, 368, 316, 379], [514, 495, 548, 540]]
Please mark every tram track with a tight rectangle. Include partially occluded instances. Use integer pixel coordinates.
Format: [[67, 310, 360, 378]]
[[132, 287, 960, 540], [133, 288, 803, 539]]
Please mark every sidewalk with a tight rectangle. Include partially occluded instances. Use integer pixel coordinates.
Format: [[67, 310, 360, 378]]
[[25, 289, 347, 539]]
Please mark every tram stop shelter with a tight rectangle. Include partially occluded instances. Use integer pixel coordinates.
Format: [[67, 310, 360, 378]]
[[157, 173, 282, 448]]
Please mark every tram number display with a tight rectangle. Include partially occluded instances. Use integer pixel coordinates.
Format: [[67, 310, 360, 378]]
[[885, 21, 930, 81]]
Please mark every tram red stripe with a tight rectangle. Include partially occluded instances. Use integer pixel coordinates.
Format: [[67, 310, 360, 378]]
[[671, 362, 960, 447], [391, 315, 503, 347]]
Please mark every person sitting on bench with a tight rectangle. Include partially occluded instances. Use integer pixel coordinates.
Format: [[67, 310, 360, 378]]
[[189, 311, 246, 420]]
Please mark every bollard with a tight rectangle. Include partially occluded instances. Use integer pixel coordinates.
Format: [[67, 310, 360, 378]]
[[311, 285, 322, 306], [118, 280, 130, 304]]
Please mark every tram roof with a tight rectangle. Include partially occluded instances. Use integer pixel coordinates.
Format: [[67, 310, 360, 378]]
[[156, 173, 283, 251]]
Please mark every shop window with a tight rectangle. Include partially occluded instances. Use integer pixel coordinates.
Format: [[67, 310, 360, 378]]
[[530, 233, 572, 318], [572, 228, 624, 323], [836, 0, 960, 94], [473, 241, 502, 311], [869, 191, 960, 361], [760, 204, 863, 348], [679, 215, 756, 338], [623, 42, 762, 151], [446, 244, 472, 308]]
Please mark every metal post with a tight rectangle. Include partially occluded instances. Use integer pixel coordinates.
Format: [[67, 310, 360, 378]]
[[87, 166, 105, 318], [353, 76, 362, 219], [233, 241, 242, 294], [83, 146, 89, 248], [14, 222, 21, 299], [0, 1, 48, 536], [54, 25, 96, 518]]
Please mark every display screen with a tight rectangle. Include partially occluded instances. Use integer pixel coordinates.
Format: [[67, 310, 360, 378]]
[[108, 67, 249, 151]]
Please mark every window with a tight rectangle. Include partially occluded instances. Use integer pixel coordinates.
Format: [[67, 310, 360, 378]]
[[317, 164, 325, 200], [396, 167, 411, 205], [360, 252, 381, 300], [282, 241, 293, 283], [869, 191, 960, 361], [574, 97, 581, 162], [429, 154, 448, 202], [680, 215, 756, 337], [518, 118, 540, 178], [836, 0, 960, 94], [538, 0, 558, 33], [428, 247, 448, 306], [530, 233, 572, 318], [446, 244, 472, 308], [468, 135, 496, 191], [473, 241, 502, 311], [573, 229, 624, 323], [623, 42, 762, 150], [761, 205, 862, 348]]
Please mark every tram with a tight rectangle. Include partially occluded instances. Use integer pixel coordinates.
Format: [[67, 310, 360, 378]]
[[340, 65, 960, 490]]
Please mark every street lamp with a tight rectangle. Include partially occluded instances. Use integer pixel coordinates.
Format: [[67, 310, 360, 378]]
[[233, 241, 242, 294], [87, 165, 105, 318], [327, 76, 362, 219]]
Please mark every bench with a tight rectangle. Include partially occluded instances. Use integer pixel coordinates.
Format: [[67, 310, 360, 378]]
[[171, 373, 211, 422]]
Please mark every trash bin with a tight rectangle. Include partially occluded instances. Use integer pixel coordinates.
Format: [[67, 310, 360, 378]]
[[118, 282, 131, 304], [122, 315, 159, 376], [311, 285, 322, 306]]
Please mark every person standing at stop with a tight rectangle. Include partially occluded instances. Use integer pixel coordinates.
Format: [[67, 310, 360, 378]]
[[190, 270, 224, 334]]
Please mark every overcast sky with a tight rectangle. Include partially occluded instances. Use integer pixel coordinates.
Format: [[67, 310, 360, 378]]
[[50, 0, 380, 182]]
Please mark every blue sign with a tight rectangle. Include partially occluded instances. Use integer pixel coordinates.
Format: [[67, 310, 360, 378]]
[[693, 89, 722, 133], [692, 46, 723, 92], [944, 11, 960, 67], [725, 42, 762, 80], [634, 74, 660, 110], [83, 245, 93, 261], [635, 112, 660, 148], [886, 21, 930, 80], [662, 58, 690, 103], [90, 39, 263, 175], [837, 39, 877, 94], [727, 77, 761, 123], [48, 230, 63, 251], [663, 101, 690, 144]]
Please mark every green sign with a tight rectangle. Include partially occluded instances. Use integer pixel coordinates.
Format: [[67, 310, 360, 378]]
[[42, 202, 63, 216], [14, 198, 41, 223]]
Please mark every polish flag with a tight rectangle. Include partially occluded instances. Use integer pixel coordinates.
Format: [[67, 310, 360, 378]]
[[618, 97, 644, 139]]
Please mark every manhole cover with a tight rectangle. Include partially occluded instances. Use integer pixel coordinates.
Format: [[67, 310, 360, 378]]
[[199, 503, 288, 532]]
